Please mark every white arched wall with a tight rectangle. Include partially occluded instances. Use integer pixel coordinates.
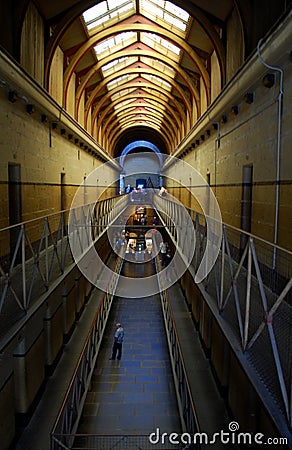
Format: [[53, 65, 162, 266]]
[[122, 152, 162, 189]]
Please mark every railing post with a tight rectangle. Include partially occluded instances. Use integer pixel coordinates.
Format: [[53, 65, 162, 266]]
[[219, 228, 225, 312], [21, 224, 27, 310], [45, 217, 49, 286], [243, 239, 252, 351]]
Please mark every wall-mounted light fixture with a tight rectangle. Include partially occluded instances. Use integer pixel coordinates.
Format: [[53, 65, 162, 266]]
[[74, 138, 79, 144], [26, 104, 35, 114], [213, 122, 219, 130], [231, 105, 239, 115], [51, 122, 57, 129], [206, 129, 211, 136], [244, 92, 254, 104], [40, 114, 47, 123], [8, 90, 17, 102], [196, 139, 200, 146], [61, 128, 66, 135], [221, 114, 227, 123], [262, 73, 275, 88], [68, 134, 73, 140]]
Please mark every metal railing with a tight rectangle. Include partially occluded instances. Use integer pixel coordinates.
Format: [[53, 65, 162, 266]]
[[155, 249, 201, 447], [154, 193, 292, 432], [51, 202, 201, 450], [0, 195, 127, 346], [51, 434, 184, 449], [51, 254, 124, 450]]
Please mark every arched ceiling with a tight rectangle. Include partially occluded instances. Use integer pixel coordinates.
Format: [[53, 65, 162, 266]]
[[38, 0, 238, 156], [2, 1, 289, 158]]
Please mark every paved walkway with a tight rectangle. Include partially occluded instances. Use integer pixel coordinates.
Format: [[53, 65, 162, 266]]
[[78, 294, 181, 434], [77, 261, 181, 444], [15, 259, 234, 450]]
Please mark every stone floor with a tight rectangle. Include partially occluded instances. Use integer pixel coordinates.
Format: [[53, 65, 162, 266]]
[[77, 293, 181, 436]]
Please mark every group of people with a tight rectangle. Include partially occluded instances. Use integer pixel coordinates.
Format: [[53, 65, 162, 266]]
[[125, 184, 168, 201]]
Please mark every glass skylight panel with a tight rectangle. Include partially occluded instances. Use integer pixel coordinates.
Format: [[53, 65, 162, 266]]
[[86, 15, 109, 30], [144, 74, 172, 91], [83, 3, 107, 24], [164, 1, 189, 21], [144, 87, 169, 101], [94, 32, 136, 57], [141, 57, 175, 78], [114, 99, 135, 111], [145, 107, 164, 118], [108, 0, 129, 9], [164, 12, 186, 31], [102, 56, 138, 76], [142, 33, 180, 58], [102, 57, 127, 72], [83, 1, 134, 31], [140, 0, 190, 34], [147, 99, 166, 111], [111, 88, 134, 102], [107, 74, 136, 89]]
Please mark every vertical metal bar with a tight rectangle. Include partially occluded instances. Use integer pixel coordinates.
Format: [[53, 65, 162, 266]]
[[250, 239, 290, 421], [219, 229, 225, 311], [45, 217, 49, 285], [289, 374, 292, 429], [21, 224, 27, 310], [61, 211, 65, 272], [243, 239, 252, 351], [266, 319, 290, 421], [248, 277, 292, 349]]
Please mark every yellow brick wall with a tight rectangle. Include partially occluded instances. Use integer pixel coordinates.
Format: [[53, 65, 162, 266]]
[[0, 84, 115, 259], [181, 53, 292, 251]]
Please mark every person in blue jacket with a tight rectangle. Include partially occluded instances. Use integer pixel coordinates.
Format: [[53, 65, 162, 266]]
[[109, 323, 124, 360]]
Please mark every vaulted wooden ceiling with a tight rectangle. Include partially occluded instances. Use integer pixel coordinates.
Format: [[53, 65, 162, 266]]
[[41, 0, 237, 156], [3, 0, 288, 157]]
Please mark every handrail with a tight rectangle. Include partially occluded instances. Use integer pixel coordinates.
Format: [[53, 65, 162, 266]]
[[188, 207, 292, 256], [51, 253, 124, 449], [154, 240, 201, 444], [0, 195, 124, 233], [0, 196, 126, 347], [153, 193, 292, 434]]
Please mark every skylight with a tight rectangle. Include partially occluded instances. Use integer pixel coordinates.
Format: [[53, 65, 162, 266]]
[[141, 33, 181, 60], [140, 0, 190, 33], [80, 0, 193, 137], [94, 32, 136, 57], [144, 74, 172, 91], [107, 74, 136, 90], [83, 0, 134, 31], [141, 57, 176, 78], [102, 57, 138, 76], [111, 88, 135, 102]]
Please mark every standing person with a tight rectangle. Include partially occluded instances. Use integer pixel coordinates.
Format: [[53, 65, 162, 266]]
[[109, 323, 124, 360], [159, 239, 168, 267], [158, 186, 167, 197], [115, 237, 124, 256]]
